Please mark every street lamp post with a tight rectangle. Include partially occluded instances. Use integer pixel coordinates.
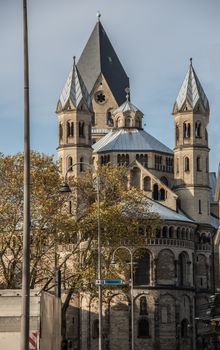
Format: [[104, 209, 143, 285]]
[[61, 163, 103, 350], [20, 1, 31, 349], [112, 246, 135, 350]]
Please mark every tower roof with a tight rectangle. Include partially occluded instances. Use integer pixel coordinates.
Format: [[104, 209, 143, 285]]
[[77, 20, 129, 105], [57, 61, 91, 111], [112, 100, 143, 115], [173, 59, 209, 113]]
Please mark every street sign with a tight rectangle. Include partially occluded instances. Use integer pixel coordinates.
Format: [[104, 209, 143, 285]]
[[95, 279, 124, 285]]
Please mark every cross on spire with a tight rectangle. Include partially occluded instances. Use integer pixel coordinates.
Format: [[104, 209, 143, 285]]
[[97, 11, 101, 22]]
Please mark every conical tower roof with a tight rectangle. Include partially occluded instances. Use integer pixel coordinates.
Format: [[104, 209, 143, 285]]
[[57, 60, 91, 111], [77, 19, 129, 105], [173, 59, 209, 113]]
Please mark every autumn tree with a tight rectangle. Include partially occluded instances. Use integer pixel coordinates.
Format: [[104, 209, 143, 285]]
[[0, 152, 74, 288], [58, 164, 161, 293], [0, 153, 160, 292]]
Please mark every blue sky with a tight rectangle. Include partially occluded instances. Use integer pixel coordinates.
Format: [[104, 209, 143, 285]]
[[0, 0, 219, 171]]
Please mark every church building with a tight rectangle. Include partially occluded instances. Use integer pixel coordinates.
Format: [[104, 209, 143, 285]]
[[56, 16, 219, 350]]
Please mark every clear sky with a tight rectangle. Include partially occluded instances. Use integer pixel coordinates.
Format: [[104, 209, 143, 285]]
[[0, 0, 219, 172]]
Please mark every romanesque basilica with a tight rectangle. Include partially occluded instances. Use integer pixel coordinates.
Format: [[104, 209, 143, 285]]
[[56, 17, 220, 350]]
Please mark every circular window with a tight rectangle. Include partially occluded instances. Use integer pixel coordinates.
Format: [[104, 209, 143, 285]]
[[95, 91, 106, 104]]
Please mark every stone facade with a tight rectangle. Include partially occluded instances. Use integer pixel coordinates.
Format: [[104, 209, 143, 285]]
[[56, 19, 219, 350]]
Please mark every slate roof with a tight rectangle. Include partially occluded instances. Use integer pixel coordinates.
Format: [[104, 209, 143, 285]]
[[58, 63, 91, 111], [211, 215, 219, 230], [174, 59, 209, 113], [147, 198, 193, 223], [209, 172, 217, 203], [92, 128, 173, 154], [112, 100, 142, 115], [77, 21, 129, 105]]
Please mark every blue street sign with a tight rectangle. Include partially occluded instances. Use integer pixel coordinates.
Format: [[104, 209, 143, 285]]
[[95, 279, 124, 285]]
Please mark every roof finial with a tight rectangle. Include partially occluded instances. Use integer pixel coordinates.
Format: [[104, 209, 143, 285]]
[[190, 57, 193, 66], [73, 56, 76, 65], [125, 87, 130, 101], [97, 11, 101, 22]]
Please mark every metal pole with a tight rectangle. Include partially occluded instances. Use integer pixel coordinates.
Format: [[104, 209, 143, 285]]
[[97, 175, 103, 350], [131, 252, 134, 350], [20, 0, 30, 349]]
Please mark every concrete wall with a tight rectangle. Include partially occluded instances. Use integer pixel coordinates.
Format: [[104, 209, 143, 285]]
[[40, 291, 61, 350], [0, 290, 40, 350]]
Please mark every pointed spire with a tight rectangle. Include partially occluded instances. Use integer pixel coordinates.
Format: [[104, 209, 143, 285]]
[[173, 59, 209, 114], [57, 59, 91, 112], [77, 20, 129, 105]]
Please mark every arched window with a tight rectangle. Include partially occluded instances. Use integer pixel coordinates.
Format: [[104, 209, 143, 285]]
[[125, 154, 129, 166], [88, 123, 91, 141], [162, 226, 168, 238], [138, 318, 150, 338], [106, 109, 113, 126], [143, 176, 151, 191], [153, 184, 159, 200], [92, 319, 99, 339], [59, 123, 63, 141], [79, 122, 85, 138], [143, 154, 148, 168], [181, 319, 189, 338], [140, 297, 148, 315], [183, 122, 191, 138], [184, 157, 190, 171], [125, 117, 131, 127], [176, 125, 179, 141], [160, 176, 168, 187], [130, 167, 141, 190], [79, 157, 84, 172], [179, 252, 188, 286], [176, 227, 181, 239], [67, 121, 74, 137], [169, 226, 174, 239], [195, 122, 201, 138], [197, 157, 201, 171], [205, 128, 208, 141], [176, 158, 179, 174], [68, 156, 73, 171], [160, 188, 165, 201], [134, 251, 150, 286]]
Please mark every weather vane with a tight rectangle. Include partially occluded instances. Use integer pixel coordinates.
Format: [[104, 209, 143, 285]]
[[97, 11, 101, 22], [73, 56, 76, 65], [125, 87, 130, 101]]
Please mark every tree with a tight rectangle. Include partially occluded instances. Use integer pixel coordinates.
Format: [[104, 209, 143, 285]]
[[59, 164, 161, 293], [0, 152, 74, 288], [0, 154, 160, 291]]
